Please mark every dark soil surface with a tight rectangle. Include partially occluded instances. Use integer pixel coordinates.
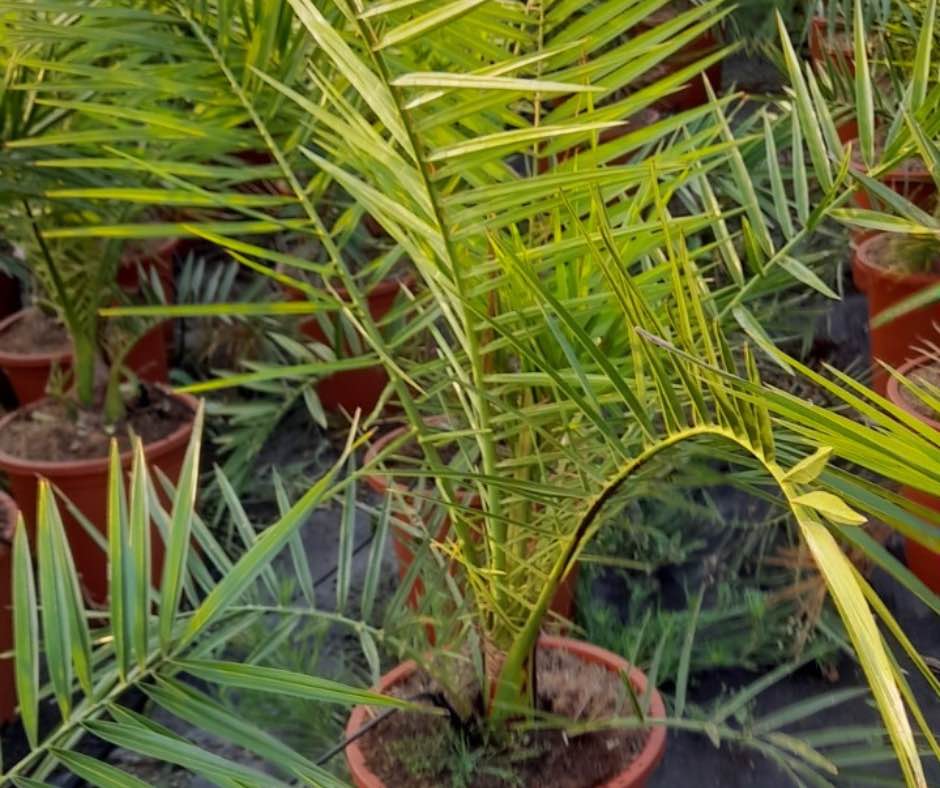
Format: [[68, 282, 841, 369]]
[[358, 648, 649, 788], [0, 384, 192, 462], [0, 308, 70, 355], [898, 360, 940, 419]]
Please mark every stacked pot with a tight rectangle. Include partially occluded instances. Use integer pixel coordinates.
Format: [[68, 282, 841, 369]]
[[848, 146, 940, 593], [0, 239, 198, 605], [0, 239, 181, 405]]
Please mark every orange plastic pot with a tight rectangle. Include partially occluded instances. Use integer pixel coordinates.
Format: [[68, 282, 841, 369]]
[[364, 423, 578, 618], [850, 155, 937, 214], [118, 237, 184, 347], [0, 389, 198, 604], [837, 117, 859, 146], [124, 324, 170, 383], [886, 357, 940, 593], [345, 635, 667, 788], [853, 234, 940, 395], [0, 308, 171, 405], [0, 310, 73, 406], [287, 275, 414, 414], [0, 491, 16, 724]]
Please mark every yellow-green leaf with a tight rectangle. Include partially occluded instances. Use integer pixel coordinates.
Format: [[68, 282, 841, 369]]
[[783, 447, 834, 484], [792, 491, 867, 526], [797, 518, 923, 787]]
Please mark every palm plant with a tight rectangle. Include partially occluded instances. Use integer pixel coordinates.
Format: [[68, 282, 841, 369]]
[[9, 0, 938, 785], [793, 0, 940, 323], [5, 404, 931, 786], [0, 9, 173, 418], [1, 410, 424, 786]]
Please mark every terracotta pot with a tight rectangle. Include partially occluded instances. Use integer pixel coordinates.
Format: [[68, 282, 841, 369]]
[[364, 422, 578, 618], [0, 491, 16, 724], [124, 324, 170, 383], [118, 237, 183, 347], [117, 238, 179, 300], [886, 357, 940, 594], [850, 146, 937, 214], [0, 271, 22, 320], [853, 234, 940, 394], [0, 309, 73, 406], [345, 635, 667, 788], [0, 389, 198, 604], [809, 16, 855, 74], [286, 275, 414, 414], [888, 356, 940, 594], [0, 308, 170, 405], [837, 117, 859, 146]]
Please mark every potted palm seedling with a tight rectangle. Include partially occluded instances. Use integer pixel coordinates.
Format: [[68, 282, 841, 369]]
[[295, 7, 926, 782], [0, 210, 197, 604], [25, 2, 935, 783], [841, 0, 937, 209], [775, 0, 940, 392], [852, 232, 940, 393], [4, 357, 939, 787], [0, 238, 178, 406], [173, 5, 923, 784], [885, 352, 940, 593]]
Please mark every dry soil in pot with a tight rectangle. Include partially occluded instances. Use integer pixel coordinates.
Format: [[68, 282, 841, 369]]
[[0, 307, 70, 356], [354, 646, 653, 788], [0, 384, 192, 463]]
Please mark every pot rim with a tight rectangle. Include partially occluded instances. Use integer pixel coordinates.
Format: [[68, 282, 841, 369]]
[[847, 139, 932, 182], [344, 635, 667, 788], [0, 386, 199, 478], [0, 309, 74, 367], [886, 355, 940, 432], [362, 416, 456, 498], [854, 232, 940, 287]]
